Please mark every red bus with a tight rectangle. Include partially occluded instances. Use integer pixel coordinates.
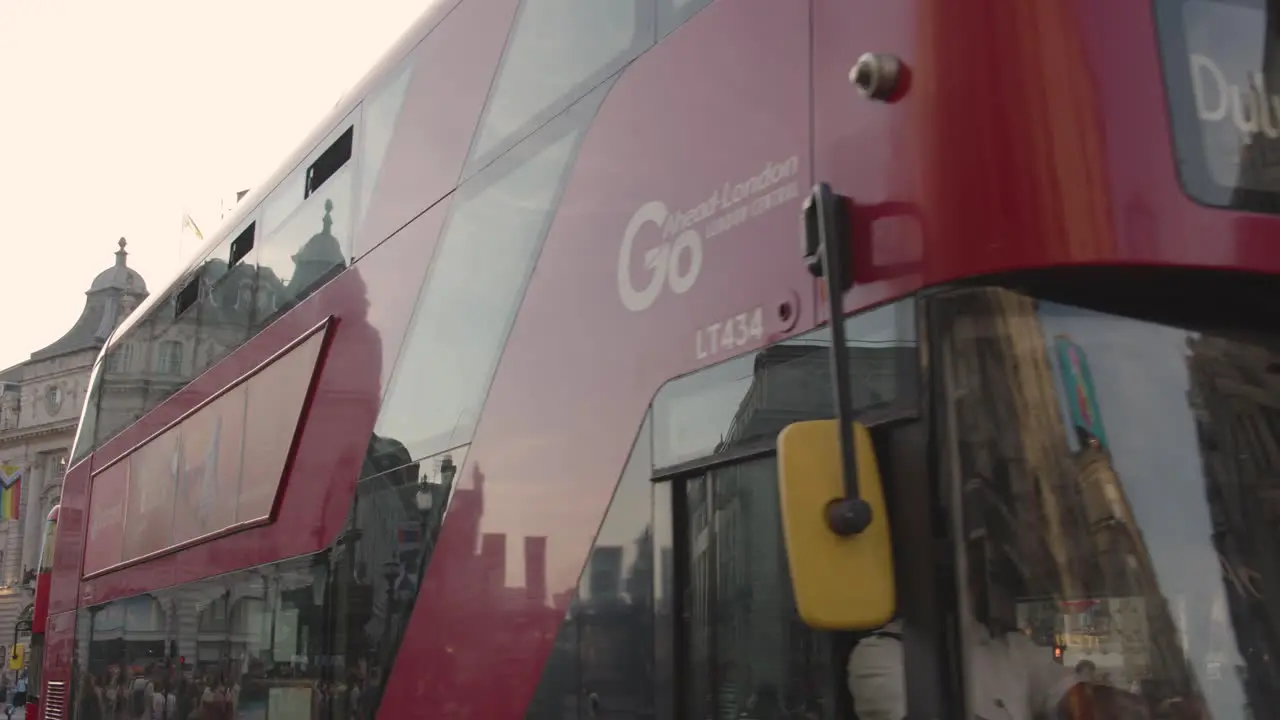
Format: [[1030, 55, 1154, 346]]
[[24, 505, 58, 719], [34, 0, 1280, 717]]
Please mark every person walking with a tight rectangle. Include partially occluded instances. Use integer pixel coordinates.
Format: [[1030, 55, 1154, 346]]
[[8, 671, 28, 719]]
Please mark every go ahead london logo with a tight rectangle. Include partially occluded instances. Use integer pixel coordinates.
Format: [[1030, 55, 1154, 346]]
[[616, 155, 801, 313]]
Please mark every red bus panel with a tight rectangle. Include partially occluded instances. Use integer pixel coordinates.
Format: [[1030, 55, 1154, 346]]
[[81, 463, 126, 577]]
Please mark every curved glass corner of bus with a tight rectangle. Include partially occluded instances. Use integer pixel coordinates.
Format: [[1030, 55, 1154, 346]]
[[32, 504, 58, 638], [28, 504, 57, 713], [930, 274, 1280, 718], [69, 358, 103, 463], [38, 505, 58, 574]]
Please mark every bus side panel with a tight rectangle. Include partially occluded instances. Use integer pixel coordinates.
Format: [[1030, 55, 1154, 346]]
[[379, 0, 815, 715], [41, 611, 74, 719], [811, 0, 1161, 293], [813, 0, 926, 307], [48, 461, 89, 616], [32, 572, 50, 635]]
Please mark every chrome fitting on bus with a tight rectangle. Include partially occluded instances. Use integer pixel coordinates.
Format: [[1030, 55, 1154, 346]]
[[850, 52, 902, 101]]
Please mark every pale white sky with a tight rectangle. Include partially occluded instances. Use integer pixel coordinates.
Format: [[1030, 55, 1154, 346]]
[[0, 1, 435, 370]]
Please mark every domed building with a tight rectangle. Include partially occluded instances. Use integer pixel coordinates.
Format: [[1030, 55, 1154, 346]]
[[0, 239, 148, 639], [287, 198, 346, 300]]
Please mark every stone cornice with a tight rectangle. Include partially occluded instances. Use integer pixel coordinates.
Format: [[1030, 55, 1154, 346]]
[[0, 419, 77, 445]]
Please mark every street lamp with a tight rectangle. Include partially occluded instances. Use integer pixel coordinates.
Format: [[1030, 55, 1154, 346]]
[[415, 454, 458, 528], [380, 560, 400, 657], [381, 561, 399, 617], [414, 484, 432, 514]]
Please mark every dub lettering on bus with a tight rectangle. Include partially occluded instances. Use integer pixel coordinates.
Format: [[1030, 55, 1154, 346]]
[[617, 156, 800, 313], [1190, 53, 1280, 140]]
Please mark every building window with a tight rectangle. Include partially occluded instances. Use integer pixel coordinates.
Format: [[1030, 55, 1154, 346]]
[[196, 595, 230, 633], [158, 340, 184, 376], [104, 343, 133, 373]]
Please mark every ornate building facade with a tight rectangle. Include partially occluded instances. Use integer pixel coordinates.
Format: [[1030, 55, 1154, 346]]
[[1186, 334, 1280, 711], [0, 239, 148, 645]]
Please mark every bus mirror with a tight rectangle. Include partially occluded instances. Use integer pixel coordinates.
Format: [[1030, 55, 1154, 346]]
[[776, 419, 895, 630]]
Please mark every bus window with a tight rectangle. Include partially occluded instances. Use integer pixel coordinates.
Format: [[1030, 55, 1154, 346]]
[[657, 0, 713, 38], [70, 360, 103, 461], [373, 112, 585, 465], [936, 286, 1247, 716], [676, 458, 839, 719], [467, 0, 655, 169]]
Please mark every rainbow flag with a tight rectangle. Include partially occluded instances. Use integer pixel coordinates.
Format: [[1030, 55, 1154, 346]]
[[0, 464, 21, 521]]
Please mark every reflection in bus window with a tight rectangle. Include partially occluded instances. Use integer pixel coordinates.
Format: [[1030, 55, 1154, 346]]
[[70, 362, 103, 460], [156, 340, 183, 376], [95, 337, 146, 449], [679, 459, 837, 720], [938, 286, 1279, 717], [658, 0, 713, 37], [372, 111, 586, 467], [253, 168, 353, 331], [144, 288, 201, 411], [73, 448, 465, 719], [523, 416, 654, 720], [467, 0, 654, 167], [652, 299, 917, 469], [192, 218, 260, 376], [356, 63, 413, 245]]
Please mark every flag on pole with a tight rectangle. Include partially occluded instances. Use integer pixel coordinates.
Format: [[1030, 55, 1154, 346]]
[[181, 212, 205, 242], [0, 464, 23, 521], [179, 210, 206, 265]]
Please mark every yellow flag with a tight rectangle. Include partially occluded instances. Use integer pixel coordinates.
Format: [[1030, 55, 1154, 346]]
[[181, 212, 204, 242]]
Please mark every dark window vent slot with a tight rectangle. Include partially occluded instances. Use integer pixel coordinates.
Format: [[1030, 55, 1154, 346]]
[[175, 272, 201, 318], [229, 222, 256, 267], [305, 126, 354, 198]]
